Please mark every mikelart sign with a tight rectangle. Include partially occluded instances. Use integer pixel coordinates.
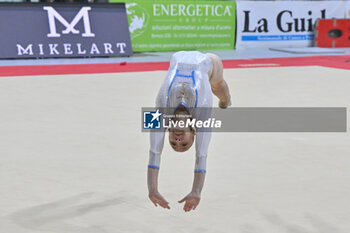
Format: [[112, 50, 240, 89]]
[[0, 3, 132, 58], [111, 0, 236, 52]]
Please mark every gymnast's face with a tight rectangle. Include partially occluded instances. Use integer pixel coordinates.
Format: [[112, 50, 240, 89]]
[[168, 126, 195, 152]]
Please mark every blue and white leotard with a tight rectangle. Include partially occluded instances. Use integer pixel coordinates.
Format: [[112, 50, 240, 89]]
[[149, 51, 213, 173]]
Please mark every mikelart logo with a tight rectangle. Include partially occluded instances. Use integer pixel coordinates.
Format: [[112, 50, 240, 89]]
[[16, 6, 127, 57], [126, 3, 149, 39], [44, 6, 95, 38]]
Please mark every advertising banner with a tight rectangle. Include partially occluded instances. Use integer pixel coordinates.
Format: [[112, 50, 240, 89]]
[[111, 0, 236, 52], [236, 1, 346, 49], [0, 3, 132, 58]]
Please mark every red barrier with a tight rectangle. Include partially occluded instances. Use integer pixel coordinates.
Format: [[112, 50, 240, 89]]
[[315, 19, 350, 48], [1, 56, 350, 77]]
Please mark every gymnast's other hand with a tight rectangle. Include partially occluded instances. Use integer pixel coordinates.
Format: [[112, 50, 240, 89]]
[[149, 191, 170, 209], [178, 192, 201, 212]]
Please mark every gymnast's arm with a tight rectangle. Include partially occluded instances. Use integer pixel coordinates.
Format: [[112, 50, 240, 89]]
[[147, 82, 170, 209], [148, 129, 170, 209], [178, 131, 211, 212]]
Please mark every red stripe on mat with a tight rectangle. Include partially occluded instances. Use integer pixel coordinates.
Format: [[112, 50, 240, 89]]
[[1, 55, 350, 77], [223, 55, 350, 69]]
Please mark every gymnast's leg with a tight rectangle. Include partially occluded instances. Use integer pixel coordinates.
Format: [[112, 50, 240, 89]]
[[206, 53, 231, 109]]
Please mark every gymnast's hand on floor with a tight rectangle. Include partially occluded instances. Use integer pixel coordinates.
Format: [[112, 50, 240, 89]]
[[149, 191, 170, 209], [178, 192, 201, 212]]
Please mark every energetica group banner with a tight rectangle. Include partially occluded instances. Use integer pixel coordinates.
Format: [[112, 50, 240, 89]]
[[236, 1, 346, 49], [111, 0, 236, 51], [0, 3, 132, 58]]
